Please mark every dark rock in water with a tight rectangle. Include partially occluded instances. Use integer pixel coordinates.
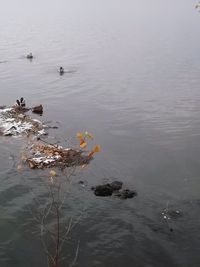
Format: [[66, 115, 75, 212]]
[[32, 105, 43, 114], [92, 181, 137, 199], [110, 181, 123, 191], [94, 184, 113, 196], [115, 189, 137, 199]]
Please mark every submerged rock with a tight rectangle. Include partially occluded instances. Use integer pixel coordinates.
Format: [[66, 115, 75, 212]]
[[92, 181, 137, 199], [94, 184, 113, 196], [92, 181, 123, 196], [114, 189, 137, 199], [110, 181, 123, 191], [32, 105, 43, 114]]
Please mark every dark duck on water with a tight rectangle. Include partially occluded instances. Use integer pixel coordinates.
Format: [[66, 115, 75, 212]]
[[27, 53, 33, 59], [59, 66, 64, 75]]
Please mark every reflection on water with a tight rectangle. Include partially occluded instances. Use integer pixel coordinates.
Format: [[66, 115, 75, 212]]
[[0, 0, 200, 266]]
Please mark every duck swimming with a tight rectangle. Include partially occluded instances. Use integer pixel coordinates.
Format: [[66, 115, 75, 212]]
[[20, 97, 26, 107], [59, 66, 64, 75], [27, 53, 33, 59], [15, 97, 26, 107], [16, 99, 20, 106]]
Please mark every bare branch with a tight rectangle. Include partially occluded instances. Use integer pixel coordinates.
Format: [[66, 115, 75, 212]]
[[69, 240, 80, 267]]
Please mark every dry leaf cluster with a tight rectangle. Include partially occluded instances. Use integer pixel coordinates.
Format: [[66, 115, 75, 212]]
[[26, 143, 93, 169]]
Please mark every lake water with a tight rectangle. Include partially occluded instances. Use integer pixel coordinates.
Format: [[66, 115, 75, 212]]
[[1, 0, 200, 266]]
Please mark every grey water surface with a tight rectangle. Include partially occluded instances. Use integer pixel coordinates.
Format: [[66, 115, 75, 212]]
[[0, 0, 200, 266]]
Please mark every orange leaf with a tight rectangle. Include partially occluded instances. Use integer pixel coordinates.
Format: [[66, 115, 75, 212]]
[[80, 139, 87, 148], [88, 151, 95, 158], [93, 145, 101, 153], [88, 145, 101, 157]]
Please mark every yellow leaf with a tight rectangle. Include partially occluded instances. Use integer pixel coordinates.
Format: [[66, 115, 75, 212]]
[[50, 170, 57, 177], [76, 132, 84, 139], [85, 131, 94, 140]]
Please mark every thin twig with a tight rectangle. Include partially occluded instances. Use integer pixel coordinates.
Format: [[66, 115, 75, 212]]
[[69, 240, 80, 267], [39, 137, 59, 146]]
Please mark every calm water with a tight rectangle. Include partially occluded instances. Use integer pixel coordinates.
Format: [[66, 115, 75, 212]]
[[1, 0, 200, 266]]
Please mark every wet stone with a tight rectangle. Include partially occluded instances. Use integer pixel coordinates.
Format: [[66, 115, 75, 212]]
[[32, 105, 43, 114], [94, 184, 113, 196], [114, 189, 137, 199], [110, 181, 123, 191], [92, 181, 137, 199]]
